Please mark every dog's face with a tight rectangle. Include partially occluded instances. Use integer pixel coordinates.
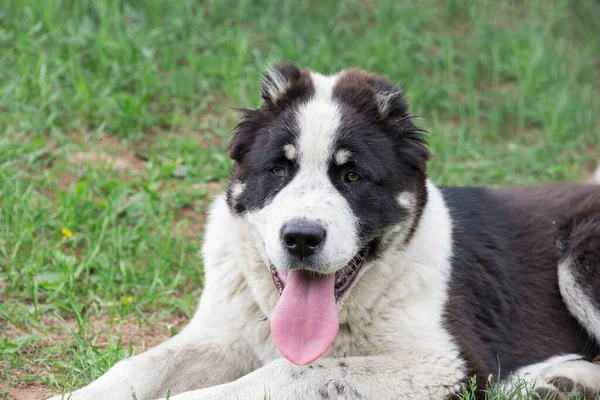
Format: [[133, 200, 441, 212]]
[[226, 63, 430, 301]]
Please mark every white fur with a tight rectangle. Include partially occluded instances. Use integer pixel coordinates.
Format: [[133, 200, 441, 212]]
[[230, 181, 246, 199], [558, 257, 600, 343], [295, 71, 339, 170], [397, 191, 416, 210], [375, 191, 417, 249], [334, 148, 351, 165], [283, 144, 297, 161]]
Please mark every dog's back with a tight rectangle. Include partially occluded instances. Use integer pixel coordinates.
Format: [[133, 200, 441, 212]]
[[442, 184, 600, 385]]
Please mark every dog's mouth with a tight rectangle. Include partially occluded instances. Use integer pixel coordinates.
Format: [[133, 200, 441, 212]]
[[269, 240, 376, 366], [269, 241, 374, 301]]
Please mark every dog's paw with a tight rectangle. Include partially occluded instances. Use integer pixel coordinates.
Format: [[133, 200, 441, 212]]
[[534, 380, 596, 399], [533, 359, 600, 400]]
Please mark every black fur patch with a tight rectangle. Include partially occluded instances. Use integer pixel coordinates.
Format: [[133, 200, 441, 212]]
[[441, 184, 600, 396], [331, 69, 429, 244], [226, 65, 314, 213]]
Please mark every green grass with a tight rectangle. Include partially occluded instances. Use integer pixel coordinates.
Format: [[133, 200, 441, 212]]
[[0, 0, 599, 399]]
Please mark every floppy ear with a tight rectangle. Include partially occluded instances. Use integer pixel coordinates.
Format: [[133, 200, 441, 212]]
[[260, 62, 302, 104]]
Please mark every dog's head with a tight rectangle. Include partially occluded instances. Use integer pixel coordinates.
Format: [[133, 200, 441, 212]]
[[225, 63, 429, 364]]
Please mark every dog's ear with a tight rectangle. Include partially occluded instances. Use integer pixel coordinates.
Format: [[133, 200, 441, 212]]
[[229, 63, 302, 164], [260, 62, 302, 104], [368, 76, 409, 121], [228, 109, 261, 164], [368, 75, 430, 169]]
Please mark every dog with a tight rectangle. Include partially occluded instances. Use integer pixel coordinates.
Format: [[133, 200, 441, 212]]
[[51, 64, 600, 400]]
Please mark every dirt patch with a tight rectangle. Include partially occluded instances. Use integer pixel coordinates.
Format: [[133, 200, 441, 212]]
[[44, 134, 148, 197], [64, 134, 146, 172], [31, 313, 189, 352], [67, 151, 144, 171], [139, 130, 228, 153], [189, 181, 223, 195], [54, 172, 78, 192], [175, 206, 207, 238], [198, 134, 226, 150], [138, 95, 237, 153], [67, 136, 146, 172], [90, 314, 189, 351], [0, 383, 58, 400]]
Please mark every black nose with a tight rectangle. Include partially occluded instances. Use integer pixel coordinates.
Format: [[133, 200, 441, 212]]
[[281, 221, 326, 259]]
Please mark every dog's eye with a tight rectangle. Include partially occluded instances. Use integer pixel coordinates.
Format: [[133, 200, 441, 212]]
[[270, 166, 286, 177], [345, 172, 361, 182]]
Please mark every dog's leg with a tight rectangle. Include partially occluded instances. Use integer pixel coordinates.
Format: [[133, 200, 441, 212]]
[[159, 352, 467, 400]]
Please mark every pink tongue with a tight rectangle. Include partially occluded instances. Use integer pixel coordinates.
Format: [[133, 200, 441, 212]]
[[271, 271, 339, 365]]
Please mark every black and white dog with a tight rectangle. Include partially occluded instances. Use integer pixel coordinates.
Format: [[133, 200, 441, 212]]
[[52, 64, 600, 400]]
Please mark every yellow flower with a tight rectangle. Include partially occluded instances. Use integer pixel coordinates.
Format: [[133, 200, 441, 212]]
[[61, 228, 74, 239], [122, 296, 133, 305]]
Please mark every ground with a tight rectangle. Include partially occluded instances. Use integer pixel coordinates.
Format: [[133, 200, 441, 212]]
[[0, 1, 599, 399]]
